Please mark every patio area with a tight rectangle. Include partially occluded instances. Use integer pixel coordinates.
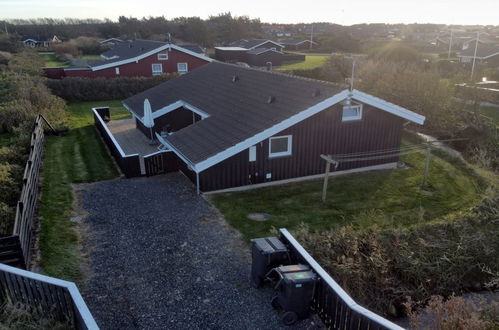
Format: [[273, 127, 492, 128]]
[[107, 118, 159, 156]]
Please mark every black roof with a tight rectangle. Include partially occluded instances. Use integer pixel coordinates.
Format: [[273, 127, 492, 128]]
[[123, 62, 343, 165], [21, 36, 49, 42], [280, 39, 316, 45], [230, 39, 283, 49]]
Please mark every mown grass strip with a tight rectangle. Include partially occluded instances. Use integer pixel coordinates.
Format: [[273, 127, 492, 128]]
[[39, 100, 129, 281]]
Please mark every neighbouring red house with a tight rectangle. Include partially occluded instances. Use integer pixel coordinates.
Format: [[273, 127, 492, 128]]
[[44, 39, 213, 79]]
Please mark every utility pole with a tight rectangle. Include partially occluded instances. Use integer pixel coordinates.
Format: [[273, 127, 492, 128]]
[[320, 154, 338, 203], [422, 141, 432, 188], [350, 56, 356, 91], [309, 25, 314, 51], [447, 29, 453, 59], [471, 31, 480, 80]]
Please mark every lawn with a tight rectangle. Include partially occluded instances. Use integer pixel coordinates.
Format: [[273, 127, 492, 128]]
[[81, 55, 102, 61], [39, 52, 69, 67], [278, 55, 330, 71], [481, 106, 499, 126], [211, 147, 483, 241], [39, 100, 130, 281]]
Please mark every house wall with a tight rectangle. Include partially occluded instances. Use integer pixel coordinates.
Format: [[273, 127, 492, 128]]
[[247, 52, 285, 66], [214, 49, 247, 62], [256, 41, 284, 52], [197, 102, 404, 191], [64, 48, 209, 79], [135, 107, 202, 139]]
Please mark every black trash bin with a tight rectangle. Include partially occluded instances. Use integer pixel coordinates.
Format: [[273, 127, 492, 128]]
[[250, 237, 290, 288], [269, 264, 317, 325]]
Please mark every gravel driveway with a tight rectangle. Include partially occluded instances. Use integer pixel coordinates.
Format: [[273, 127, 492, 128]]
[[78, 173, 318, 330]]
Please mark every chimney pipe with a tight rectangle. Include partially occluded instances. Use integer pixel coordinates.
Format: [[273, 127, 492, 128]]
[[266, 62, 272, 71]]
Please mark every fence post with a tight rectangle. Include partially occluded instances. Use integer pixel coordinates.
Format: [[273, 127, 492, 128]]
[[422, 142, 431, 188]]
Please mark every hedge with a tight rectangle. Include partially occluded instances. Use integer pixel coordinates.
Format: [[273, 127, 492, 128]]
[[45, 74, 177, 102]]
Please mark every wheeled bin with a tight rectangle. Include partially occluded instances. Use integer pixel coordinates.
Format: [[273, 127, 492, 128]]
[[250, 237, 290, 288], [269, 264, 317, 325]]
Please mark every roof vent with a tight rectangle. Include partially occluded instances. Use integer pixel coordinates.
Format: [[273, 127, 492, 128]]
[[313, 89, 321, 97], [232, 75, 239, 82], [266, 62, 273, 71], [128, 43, 133, 48], [140, 47, 144, 51], [267, 95, 276, 104]]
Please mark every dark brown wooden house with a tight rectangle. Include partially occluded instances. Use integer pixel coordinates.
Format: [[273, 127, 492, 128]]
[[123, 62, 425, 192]]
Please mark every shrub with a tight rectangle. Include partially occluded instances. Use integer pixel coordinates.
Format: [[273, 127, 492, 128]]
[[404, 295, 498, 330], [293, 188, 499, 317], [46, 74, 176, 102]]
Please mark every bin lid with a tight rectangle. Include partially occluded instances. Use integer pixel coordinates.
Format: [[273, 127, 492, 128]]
[[251, 237, 287, 254], [277, 264, 317, 283]]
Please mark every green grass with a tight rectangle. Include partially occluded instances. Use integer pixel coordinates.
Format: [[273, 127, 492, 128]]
[[39, 100, 130, 281], [211, 147, 483, 242], [81, 55, 102, 61], [39, 53, 68, 67], [481, 106, 499, 126], [277, 55, 330, 71]]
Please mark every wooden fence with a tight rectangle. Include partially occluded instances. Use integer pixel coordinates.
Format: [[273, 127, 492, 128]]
[[0, 263, 98, 329], [279, 228, 404, 330], [92, 107, 142, 178], [0, 115, 48, 269]]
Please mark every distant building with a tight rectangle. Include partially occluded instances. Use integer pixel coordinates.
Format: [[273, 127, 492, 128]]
[[280, 39, 317, 51], [457, 43, 499, 64], [21, 35, 60, 48], [44, 39, 212, 79], [215, 39, 291, 67]]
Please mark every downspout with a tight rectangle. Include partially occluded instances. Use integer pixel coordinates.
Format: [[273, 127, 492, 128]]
[[196, 172, 200, 195]]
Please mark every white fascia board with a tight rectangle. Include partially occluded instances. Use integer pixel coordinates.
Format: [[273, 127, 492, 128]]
[[352, 89, 426, 125], [249, 40, 285, 50], [193, 90, 351, 172], [91, 44, 213, 71], [483, 51, 499, 59]]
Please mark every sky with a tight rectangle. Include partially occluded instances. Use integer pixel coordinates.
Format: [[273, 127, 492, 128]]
[[1, 0, 498, 25]]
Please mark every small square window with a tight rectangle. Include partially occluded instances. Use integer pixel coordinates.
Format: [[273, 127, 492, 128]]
[[158, 52, 168, 60], [152, 63, 163, 75], [177, 62, 188, 74], [249, 146, 256, 162], [342, 104, 362, 121], [115, 67, 120, 75], [269, 135, 292, 158]]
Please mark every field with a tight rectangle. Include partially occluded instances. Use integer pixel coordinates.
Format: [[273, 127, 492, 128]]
[[278, 55, 330, 71], [81, 54, 102, 61], [39, 52, 69, 67], [481, 106, 499, 126], [211, 146, 483, 241], [39, 100, 130, 281]]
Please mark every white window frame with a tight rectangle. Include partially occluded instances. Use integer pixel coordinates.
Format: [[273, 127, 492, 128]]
[[115, 67, 120, 75], [342, 104, 363, 122], [177, 62, 188, 74], [268, 135, 292, 158], [151, 63, 163, 76], [249, 146, 257, 162], [158, 52, 168, 60]]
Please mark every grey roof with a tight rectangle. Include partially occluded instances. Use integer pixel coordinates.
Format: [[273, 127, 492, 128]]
[[230, 39, 283, 49], [100, 39, 166, 60], [178, 44, 204, 54], [458, 44, 499, 58], [246, 48, 283, 55], [123, 62, 343, 164]]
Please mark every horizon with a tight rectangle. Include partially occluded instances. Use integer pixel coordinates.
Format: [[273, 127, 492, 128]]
[[1, 0, 498, 26]]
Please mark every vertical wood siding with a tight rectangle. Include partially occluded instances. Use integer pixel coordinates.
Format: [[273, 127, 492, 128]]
[[199, 102, 404, 191]]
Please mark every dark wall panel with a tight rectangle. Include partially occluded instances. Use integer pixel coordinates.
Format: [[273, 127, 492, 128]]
[[199, 102, 404, 191]]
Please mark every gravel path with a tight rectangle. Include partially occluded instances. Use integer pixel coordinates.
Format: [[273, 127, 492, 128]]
[[78, 173, 319, 330]]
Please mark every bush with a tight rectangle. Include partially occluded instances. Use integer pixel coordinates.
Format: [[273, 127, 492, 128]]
[[69, 36, 104, 55], [46, 74, 176, 102], [293, 189, 499, 317]]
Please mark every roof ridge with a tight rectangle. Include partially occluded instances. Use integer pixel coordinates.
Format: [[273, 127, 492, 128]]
[[212, 61, 345, 89]]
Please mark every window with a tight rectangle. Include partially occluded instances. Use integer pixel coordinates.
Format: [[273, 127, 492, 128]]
[[342, 104, 362, 122], [152, 63, 163, 75], [177, 62, 188, 74], [115, 67, 120, 75], [158, 52, 168, 60], [249, 146, 256, 162], [269, 135, 292, 158]]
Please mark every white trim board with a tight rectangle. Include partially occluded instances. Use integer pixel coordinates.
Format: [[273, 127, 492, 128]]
[[249, 40, 285, 50], [204, 162, 398, 195], [249, 49, 284, 55], [91, 44, 213, 71]]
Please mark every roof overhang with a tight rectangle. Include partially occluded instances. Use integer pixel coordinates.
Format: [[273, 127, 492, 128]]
[[91, 44, 214, 71], [249, 40, 285, 50], [249, 49, 284, 55]]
